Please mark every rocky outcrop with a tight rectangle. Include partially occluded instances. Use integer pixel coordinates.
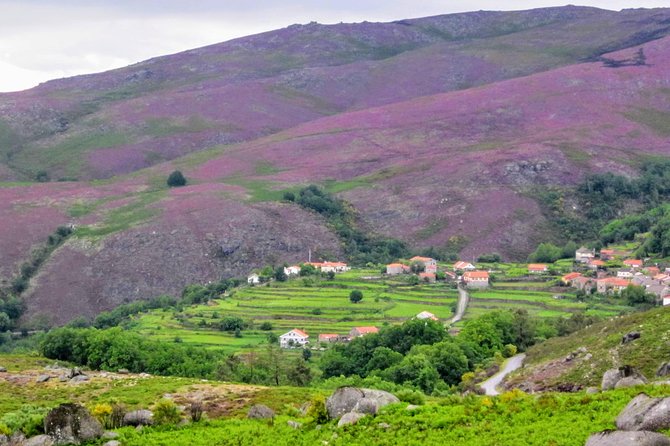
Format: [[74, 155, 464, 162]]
[[123, 410, 154, 426], [602, 366, 647, 390], [622, 332, 641, 344], [22, 435, 55, 446], [657, 363, 670, 377], [326, 387, 399, 419], [617, 394, 670, 432], [337, 412, 366, 427], [586, 431, 670, 446], [247, 405, 275, 420], [44, 403, 103, 445]]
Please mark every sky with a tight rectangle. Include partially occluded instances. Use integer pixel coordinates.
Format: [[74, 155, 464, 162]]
[[1, 1, 669, 92]]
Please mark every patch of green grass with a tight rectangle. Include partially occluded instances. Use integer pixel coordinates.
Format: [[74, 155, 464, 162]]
[[223, 177, 288, 202], [74, 191, 165, 238], [144, 116, 214, 138], [624, 108, 670, 137]]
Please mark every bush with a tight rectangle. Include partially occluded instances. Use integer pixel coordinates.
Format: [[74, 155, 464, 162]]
[[259, 322, 273, 331], [0, 405, 47, 436], [396, 389, 426, 405], [349, 290, 363, 304], [153, 399, 181, 425], [306, 395, 329, 424], [189, 401, 204, 422], [91, 403, 113, 428], [110, 403, 126, 429], [167, 170, 187, 187]]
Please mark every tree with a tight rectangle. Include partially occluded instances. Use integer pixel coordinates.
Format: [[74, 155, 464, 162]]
[[274, 266, 287, 282], [349, 290, 363, 304], [528, 243, 562, 263], [0, 312, 10, 332], [621, 284, 656, 307], [167, 170, 187, 187], [410, 261, 425, 274], [302, 348, 312, 361]]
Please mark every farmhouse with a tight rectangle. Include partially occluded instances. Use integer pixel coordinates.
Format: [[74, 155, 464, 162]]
[[599, 249, 615, 260], [411, 256, 437, 273], [453, 261, 476, 271], [617, 269, 633, 279], [572, 276, 595, 292], [307, 261, 350, 273], [416, 311, 438, 321], [279, 329, 309, 348], [646, 266, 661, 277], [284, 265, 301, 276], [463, 270, 489, 287], [386, 263, 409, 275], [588, 259, 606, 270], [623, 259, 643, 268], [528, 264, 548, 274], [349, 326, 379, 338], [318, 333, 341, 344], [247, 273, 260, 284], [596, 278, 630, 294], [561, 272, 582, 285], [575, 247, 595, 263], [419, 272, 436, 283]]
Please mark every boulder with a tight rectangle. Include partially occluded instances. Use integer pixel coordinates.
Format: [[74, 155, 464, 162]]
[[586, 431, 670, 446], [103, 441, 121, 446], [622, 332, 641, 344], [353, 398, 380, 415], [101, 431, 119, 439], [326, 387, 399, 419], [602, 369, 622, 390], [123, 409, 154, 426], [657, 363, 670, 377], [0, 366, 6, 372], [337, 412, 366, 427], [69, 375, 89, 383], [117, 369, 129, 375], [586, 387, 599, 394], [615, 377, 647, 389], [36, 375, 51, 383], [247, 405, 275, 420], [287, 420, 302, 429], [44, 403, 103, 445], [23, 435, 55, 446], [617, 394, 670, 432]]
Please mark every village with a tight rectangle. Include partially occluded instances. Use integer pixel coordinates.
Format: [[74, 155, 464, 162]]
[[247, 247, 670, 350]]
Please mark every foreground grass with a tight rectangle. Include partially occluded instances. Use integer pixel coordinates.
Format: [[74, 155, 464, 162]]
[[110, 386, 670, 446]]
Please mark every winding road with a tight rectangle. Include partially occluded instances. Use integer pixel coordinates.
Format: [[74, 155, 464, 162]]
[[449, 286, 469, 324], [480, 353, 526, 395]]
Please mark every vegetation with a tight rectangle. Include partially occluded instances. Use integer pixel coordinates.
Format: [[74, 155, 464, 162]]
[[292, 185, 408, 265], [167, 170, 187, 187]]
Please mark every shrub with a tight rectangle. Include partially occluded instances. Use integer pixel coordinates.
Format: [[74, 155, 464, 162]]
[[306, 395, 329, 424], [189, 401, 204, 422], [153, 399, 181, 425], [259, 321, 273, 331], [396, 389, 425, 405], [0, 406, 47, 436], [110, 403, 126, 429], [349, 290, 363, 304], [167, 170, 187, 187]]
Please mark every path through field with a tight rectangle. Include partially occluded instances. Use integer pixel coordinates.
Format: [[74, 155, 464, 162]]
[[480, 353, 526, 396], [450, 286, 469, 324]]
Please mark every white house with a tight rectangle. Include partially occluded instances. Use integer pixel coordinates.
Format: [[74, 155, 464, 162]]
[[307, 262, 350, 273], [453, 261, 476, 271], [575, 247, 595, 264], [416, 311, 438, 321], [617, 269, 633, 279], [279, 329, 309, 348], [284, 265, 301, 276], [247, 273, 260, 284], [463, 271, 489, 287]]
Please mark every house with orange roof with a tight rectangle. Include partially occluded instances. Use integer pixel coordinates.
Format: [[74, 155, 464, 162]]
[[349, 326, 379, 338], [386, 263, 409, 275], [410, 256, 437, 273], [645, 266, 661, 277], [588, 259, 606, 270], [561, 272, 582, 285], [318, 333, 341, 344], [463, 270, 489, 287], [528, 264, 548, 274], [419, 272, 436, 283], [599, 249, 615, 260], [306, 261, 350, 273], [596, 277, 630, 294], [279, 328, 309, 348], [623, 259, 643, 268], [453, 261, 476, 271]]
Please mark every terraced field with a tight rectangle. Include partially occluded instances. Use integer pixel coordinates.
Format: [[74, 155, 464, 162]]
[[129, 269, 459, 352]]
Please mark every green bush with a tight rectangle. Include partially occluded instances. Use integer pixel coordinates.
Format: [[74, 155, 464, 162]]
[[0, 405, 47, 436], [396, 389, 425, 405], [153, 399, 181, 425], [167, 170, 187, 187], [306, 395, 329, 424]]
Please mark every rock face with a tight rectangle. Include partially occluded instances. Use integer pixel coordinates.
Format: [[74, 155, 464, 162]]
[[326, 387, 399, 419], [337, 412, 366, 427], [247, 405, 275, 420], [586, 431, 670, 446], [622, 332, 641, 344], [44, 403, 103, 445], [657, 363, 670, 377], [23, 435, 55, 446], [123, 410, 153, 426], [617, 394, 670, 432], [602, 366, 647, 390]]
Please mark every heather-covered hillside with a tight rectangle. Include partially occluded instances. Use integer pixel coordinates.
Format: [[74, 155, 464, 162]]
[[1, 6, 670, 325]]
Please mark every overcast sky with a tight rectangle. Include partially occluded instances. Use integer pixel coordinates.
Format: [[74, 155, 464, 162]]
[[1, 1, 668, 92]]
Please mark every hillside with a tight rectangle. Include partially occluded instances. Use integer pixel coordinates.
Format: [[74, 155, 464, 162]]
[[508, 306, 670, 391], [1, 6, 670, 325]]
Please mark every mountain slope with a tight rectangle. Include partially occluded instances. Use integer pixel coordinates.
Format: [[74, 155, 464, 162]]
[[1, 7, 670, 180]]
